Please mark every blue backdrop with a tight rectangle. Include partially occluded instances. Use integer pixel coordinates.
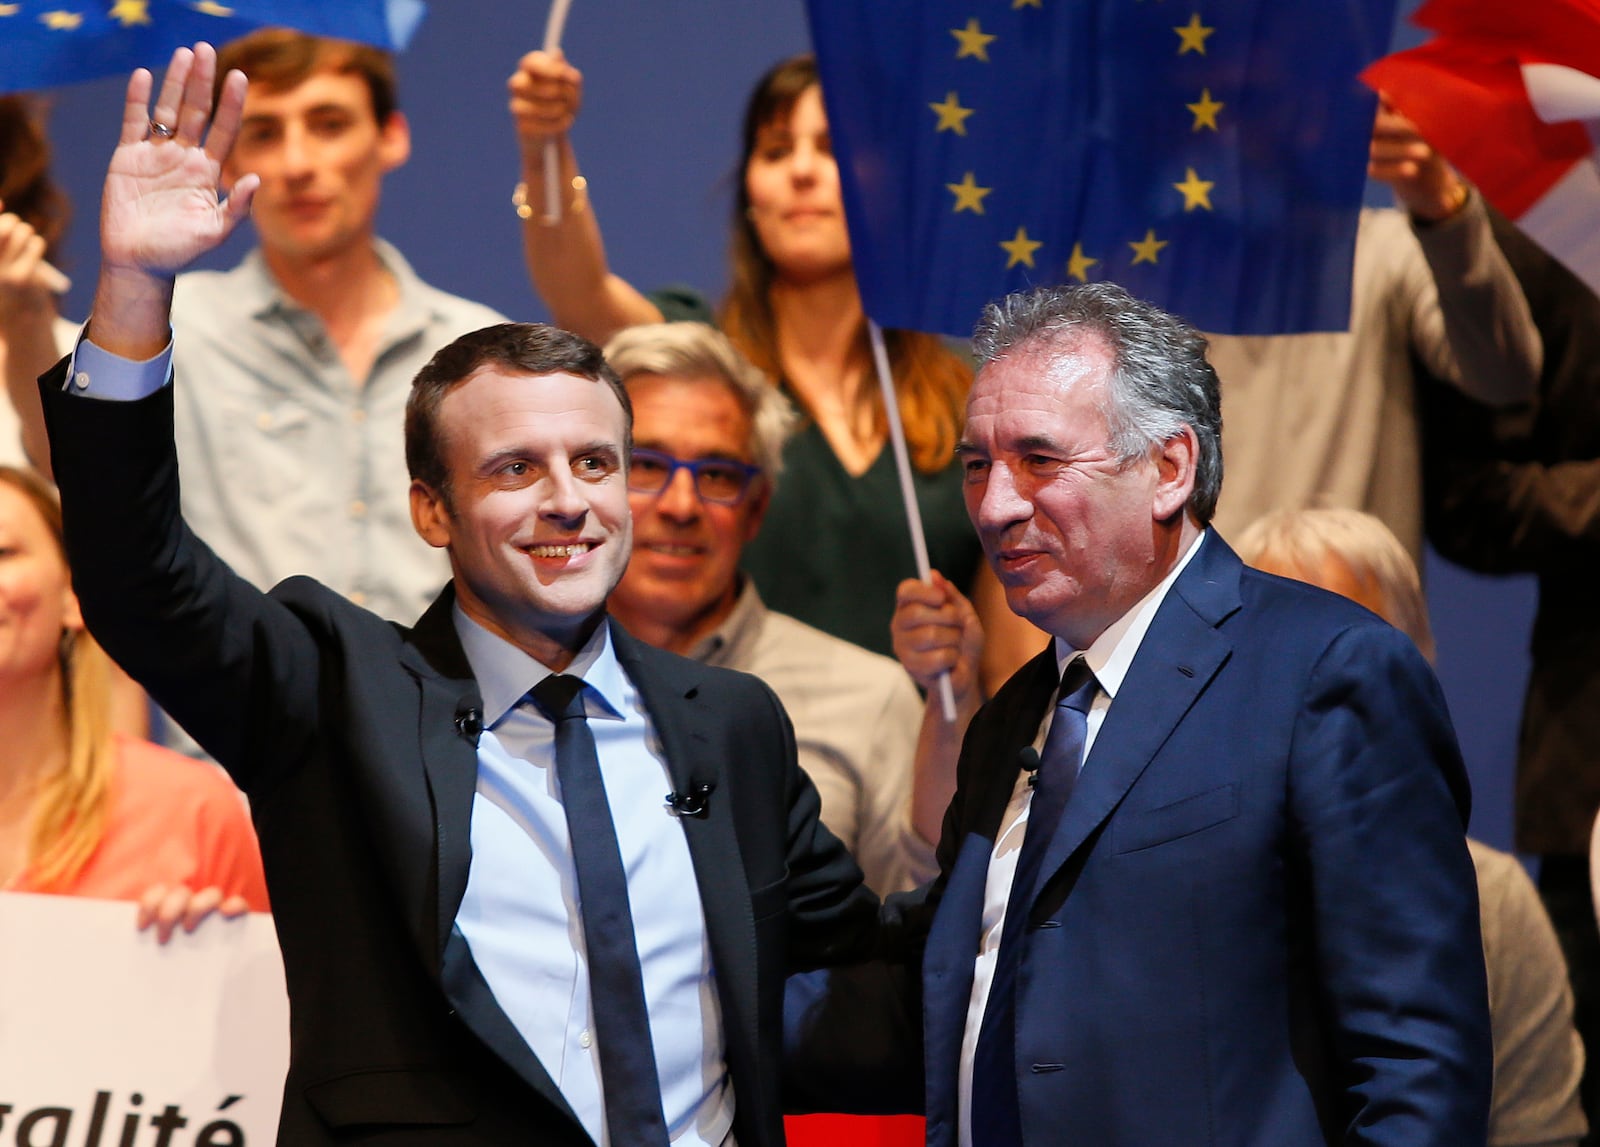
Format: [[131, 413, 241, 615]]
[[36, 0, 1536, 854]]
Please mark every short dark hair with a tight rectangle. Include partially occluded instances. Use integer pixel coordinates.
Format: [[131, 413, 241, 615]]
[[405, 323, 632, 506], [972, 282, 1224, 524], [216, 28, 399, 125]]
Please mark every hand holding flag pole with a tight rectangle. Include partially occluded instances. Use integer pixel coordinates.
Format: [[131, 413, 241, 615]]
[[540, 0, 576, 225], [870, 321, 959, 723]]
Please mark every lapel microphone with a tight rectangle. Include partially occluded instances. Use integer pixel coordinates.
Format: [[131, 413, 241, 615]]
[[455, 705, 484, 743], [1018, 745, 1041, 787], [665, 782, 715, 818]]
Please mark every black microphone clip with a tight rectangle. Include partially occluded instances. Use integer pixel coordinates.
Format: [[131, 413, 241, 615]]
[[665, 781, 715, 818], [1019, 745, 1041, 787], [455, 705, 483, 744]]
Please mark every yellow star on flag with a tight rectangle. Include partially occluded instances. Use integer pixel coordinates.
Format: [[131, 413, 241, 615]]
[[1013, 0, 1042, 8], [1187, 88, 1224, 132], [1001, 227, 1043, 269], [951, 19, 997, 61], [1174, 13, 1214, 55], [1129, 230, 1169, 265], [929, 92, 976, 136], [0, 4, 20, 15], [1173, 168, 1215, 212], [192, 0, 235, 15], [110, 0, 152, 26], [1066, 243, 1098, 283], [39, 9, 84, 29], [946, 172, 993, 214]]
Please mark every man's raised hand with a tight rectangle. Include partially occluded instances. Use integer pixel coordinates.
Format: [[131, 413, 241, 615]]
[[101, 42, 257, 279]]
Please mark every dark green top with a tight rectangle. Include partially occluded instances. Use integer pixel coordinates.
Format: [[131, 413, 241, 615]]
[[645, 285, 981, 658], [741, 422, 980, 658]]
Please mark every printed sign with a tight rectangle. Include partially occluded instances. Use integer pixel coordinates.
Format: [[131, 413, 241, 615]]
[[0, 892, 287, 1146]]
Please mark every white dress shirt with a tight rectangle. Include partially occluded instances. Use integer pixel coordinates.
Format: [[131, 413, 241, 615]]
[[958, 532, 1205, 1147]]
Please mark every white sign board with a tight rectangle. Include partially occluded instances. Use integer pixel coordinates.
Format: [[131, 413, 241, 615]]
[[0, 892, 288, 1146]]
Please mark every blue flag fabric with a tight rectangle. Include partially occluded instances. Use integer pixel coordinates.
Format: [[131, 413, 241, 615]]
[[0, 0, 426, 95], [805, 0, 1396, 337]]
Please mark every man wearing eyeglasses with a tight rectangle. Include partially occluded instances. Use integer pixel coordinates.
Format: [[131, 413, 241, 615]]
[[604, 322, 936, 897]]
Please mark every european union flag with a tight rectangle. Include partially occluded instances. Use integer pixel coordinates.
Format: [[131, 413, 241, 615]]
[[0, 0, 426, 95], [805, 0, 1396, 337]]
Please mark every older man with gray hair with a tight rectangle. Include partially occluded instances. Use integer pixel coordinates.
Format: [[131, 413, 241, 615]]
[[604, 322, 934, 896], [792, 281, 1493, 1146]]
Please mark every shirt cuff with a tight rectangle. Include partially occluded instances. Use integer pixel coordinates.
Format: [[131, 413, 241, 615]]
[[63, 325, 174, 401]]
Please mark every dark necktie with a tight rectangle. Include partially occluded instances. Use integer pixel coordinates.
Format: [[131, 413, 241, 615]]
[[529, 674, 669, 1147], [970, 658, 1099, 1147]]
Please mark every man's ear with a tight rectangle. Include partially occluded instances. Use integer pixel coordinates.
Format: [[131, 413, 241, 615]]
[[378, 110, 412, 173], [1151, 425, 1199, 522], [741, 478, 772, 545], [410, 479, 451, 549]]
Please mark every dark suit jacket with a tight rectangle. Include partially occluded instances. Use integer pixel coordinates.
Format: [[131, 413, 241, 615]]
[[41, 369, 877, 1146], [791, 533, 1491, 1146], [1423, 212, 1600, 857]]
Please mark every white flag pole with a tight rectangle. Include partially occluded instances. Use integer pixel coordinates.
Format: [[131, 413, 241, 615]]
[[541, 0, 576, 225], [870, 319, 958, 723]]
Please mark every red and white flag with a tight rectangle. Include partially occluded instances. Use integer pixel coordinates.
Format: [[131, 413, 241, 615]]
[[1363, 0, 1600, 295]]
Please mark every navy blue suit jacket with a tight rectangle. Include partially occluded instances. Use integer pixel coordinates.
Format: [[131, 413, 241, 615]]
[[791, 532, 1492, 1146]]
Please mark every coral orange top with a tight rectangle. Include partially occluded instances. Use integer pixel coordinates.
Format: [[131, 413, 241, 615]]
[[9, 734, 269, 910]]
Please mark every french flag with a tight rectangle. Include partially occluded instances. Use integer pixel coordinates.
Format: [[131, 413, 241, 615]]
[[1363, 0, 1600, 295]]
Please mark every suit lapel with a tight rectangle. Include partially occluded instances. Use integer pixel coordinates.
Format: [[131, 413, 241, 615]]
[[402, 590, 581, 1117], [610, 625, 760, 1081], [922, 647, 1058, 1126], [402, 585, 483, 965], [1029, 534, 1242, 916]]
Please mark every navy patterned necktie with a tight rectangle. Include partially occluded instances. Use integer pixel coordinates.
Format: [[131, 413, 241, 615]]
[[529, 673, 669, 1146], [970, 657, 1099, 1147]]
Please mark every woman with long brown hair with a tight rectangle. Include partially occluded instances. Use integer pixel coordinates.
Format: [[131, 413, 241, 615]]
[[509, 51, 1038, 685], [0, 466, 267, 932]]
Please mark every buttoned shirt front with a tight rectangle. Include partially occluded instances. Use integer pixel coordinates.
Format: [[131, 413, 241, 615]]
[[168, 241, 506, 625], [452, 611, 734, 1147]]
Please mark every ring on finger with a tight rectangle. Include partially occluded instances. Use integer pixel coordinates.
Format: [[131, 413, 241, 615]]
[[147, 119, 177, 141]]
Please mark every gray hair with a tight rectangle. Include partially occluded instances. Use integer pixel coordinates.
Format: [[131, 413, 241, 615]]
[[602, 322, 798, 483], [971, 282, 1223, 523], [1234, 507, 1436, 662]]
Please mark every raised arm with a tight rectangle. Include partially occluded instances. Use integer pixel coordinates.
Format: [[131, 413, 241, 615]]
[[0, 202, 69, 475], [509, 49, 665, 344], [88, 44, 256, 358], [1369, 99, 1542, 408]]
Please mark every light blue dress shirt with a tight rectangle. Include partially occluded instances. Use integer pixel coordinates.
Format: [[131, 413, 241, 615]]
[[452, 609, 734, 1147]]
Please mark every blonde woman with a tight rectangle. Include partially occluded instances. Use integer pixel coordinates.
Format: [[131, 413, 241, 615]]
[[0, 466, 267, 937]]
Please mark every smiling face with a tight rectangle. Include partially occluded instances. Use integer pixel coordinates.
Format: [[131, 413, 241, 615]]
[[743, 84, 853, 284], [0, 481, 81, 690], [224, 70, 410, 266], [608, 373, 768, 654], [409, 368, 632, 665], [960, 340, 1196, 648]]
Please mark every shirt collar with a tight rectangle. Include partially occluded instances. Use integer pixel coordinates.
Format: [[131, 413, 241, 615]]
[[452, 605, 624, 726], [240, 237, 430, 324], [687, 578, 765, 667], [1054, 528, 1207, 699]]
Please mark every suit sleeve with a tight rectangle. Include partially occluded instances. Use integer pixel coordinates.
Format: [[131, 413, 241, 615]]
[[1289, 622, 1493, 1145], [40, 360, 324, 795]]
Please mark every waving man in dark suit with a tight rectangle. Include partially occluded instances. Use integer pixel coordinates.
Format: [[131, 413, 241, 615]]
[[39, 44, 875, 1147], [791, 281, 1492, 1146]]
